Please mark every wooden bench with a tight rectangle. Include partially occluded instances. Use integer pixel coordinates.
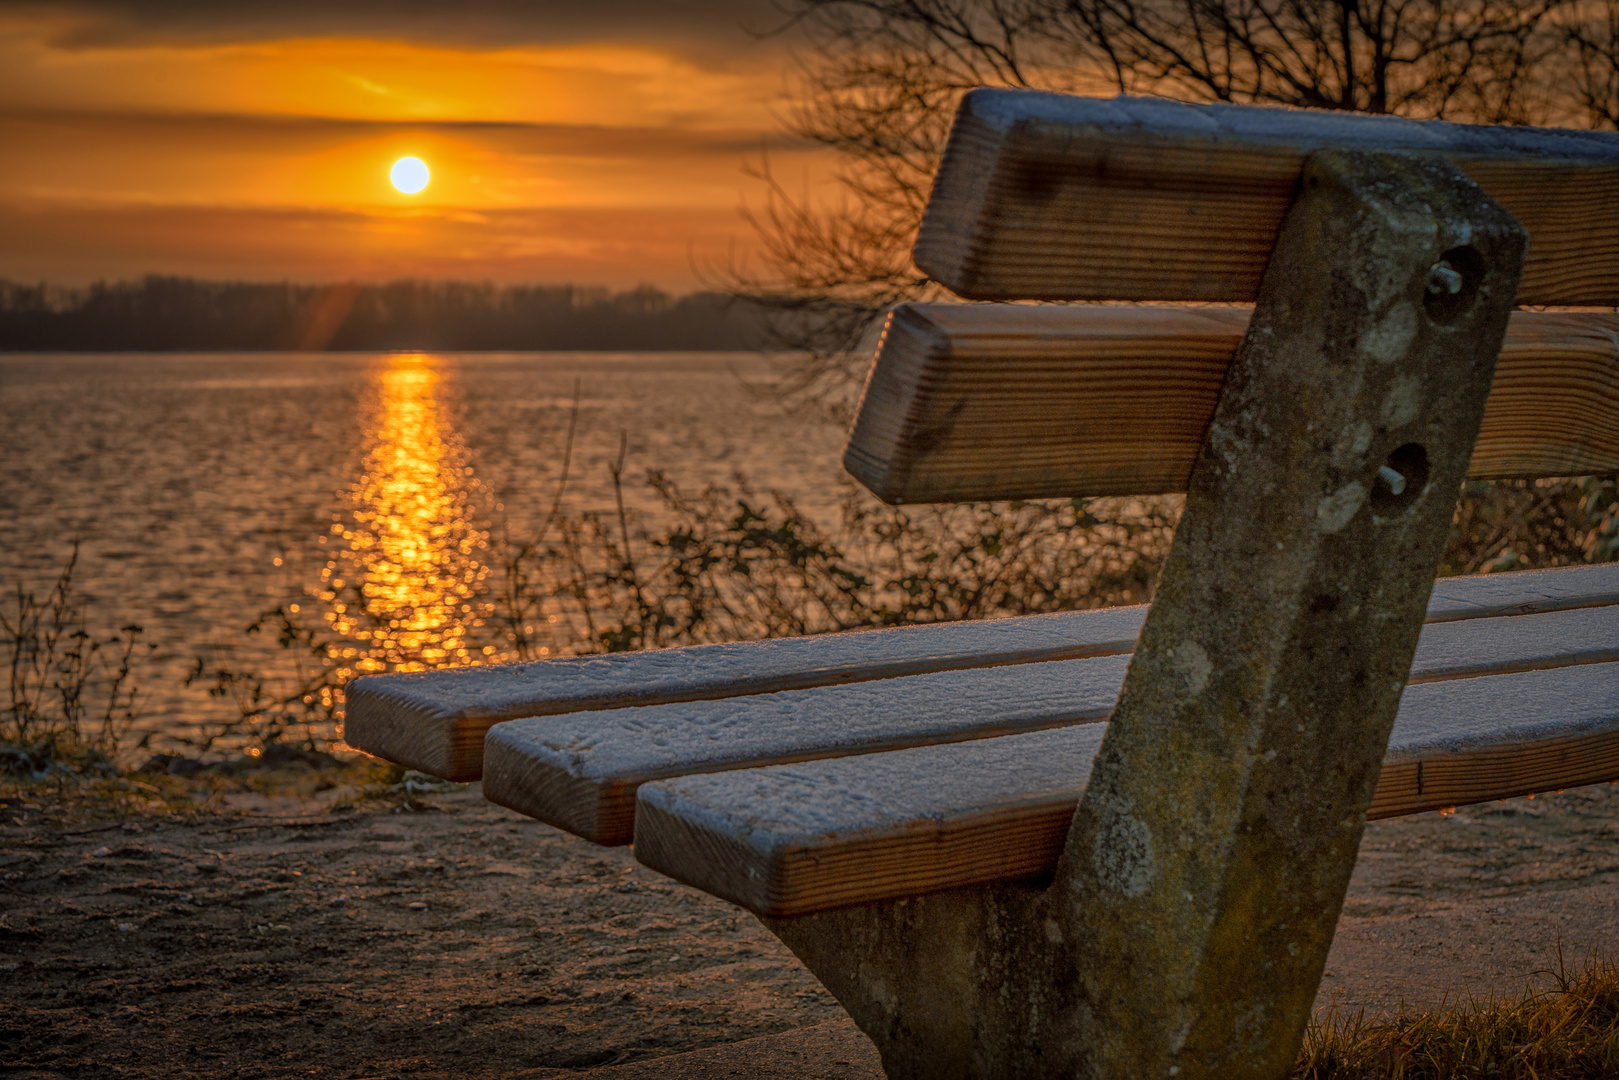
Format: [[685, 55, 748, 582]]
[[347, 91, 1619, 1079]]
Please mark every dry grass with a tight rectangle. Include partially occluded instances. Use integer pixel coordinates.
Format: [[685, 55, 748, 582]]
[[1297, 953, 1619, 1079], [2, 542, 152, 779], [0, 752, 412, 825]]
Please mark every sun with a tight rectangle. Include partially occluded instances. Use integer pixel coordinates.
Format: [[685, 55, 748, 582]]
[[391, 157, 429, 194]]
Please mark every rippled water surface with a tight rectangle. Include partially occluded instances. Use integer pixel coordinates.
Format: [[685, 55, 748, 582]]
[[1, 352, 847, 745]]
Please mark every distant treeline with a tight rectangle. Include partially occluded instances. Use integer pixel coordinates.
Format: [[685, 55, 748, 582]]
[[0, 277, 772, 352]]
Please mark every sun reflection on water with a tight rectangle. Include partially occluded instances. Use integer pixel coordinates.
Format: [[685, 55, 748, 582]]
[[321, 353, 493, 677]]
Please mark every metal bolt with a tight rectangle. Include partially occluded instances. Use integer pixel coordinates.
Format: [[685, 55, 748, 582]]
[[1378, 465, 1407, 495], [1426, 261, 1464, 296]]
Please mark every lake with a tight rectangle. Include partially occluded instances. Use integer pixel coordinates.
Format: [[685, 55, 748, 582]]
[[1, 352, 848, 752]]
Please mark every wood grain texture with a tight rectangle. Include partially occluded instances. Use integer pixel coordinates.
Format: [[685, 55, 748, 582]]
[[484, 601, 1619, 846], [346, 563, 1619, 780], [633, 662, 1619, 917], [845, 306, 1619, 502], [915, 90, 1619, 305]]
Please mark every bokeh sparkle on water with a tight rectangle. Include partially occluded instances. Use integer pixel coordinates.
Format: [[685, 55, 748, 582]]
[[323, 354, 494, 678]]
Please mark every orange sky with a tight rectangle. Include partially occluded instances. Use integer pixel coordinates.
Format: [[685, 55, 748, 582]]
[[0, 2, 831, 290]]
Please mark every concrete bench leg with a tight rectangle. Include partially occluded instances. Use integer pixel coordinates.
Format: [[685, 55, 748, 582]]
[[765, 150, 1528, 1080]]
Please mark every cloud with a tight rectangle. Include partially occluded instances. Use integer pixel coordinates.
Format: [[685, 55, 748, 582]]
[[0, 19, 800, 129], [11, 0, 794, 58], [0, 198, 764, 289], [0, 105, 813, 157]]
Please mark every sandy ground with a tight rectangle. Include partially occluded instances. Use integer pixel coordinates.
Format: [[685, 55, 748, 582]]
[[3, 776, 1617, 1079]]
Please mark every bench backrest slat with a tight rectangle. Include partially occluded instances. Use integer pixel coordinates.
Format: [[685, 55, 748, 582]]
[[847, 306, 1619, 503], [916, 89, 1619, 306]]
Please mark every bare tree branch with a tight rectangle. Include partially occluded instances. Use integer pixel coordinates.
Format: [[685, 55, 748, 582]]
[[726, 0, 1576, 411], [1563, 0, 1619, 128]]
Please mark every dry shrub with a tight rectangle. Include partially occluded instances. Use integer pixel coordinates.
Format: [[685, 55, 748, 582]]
[[1441, 477, 1619, 576], [494, 464, 1177, 659], [494, 465, 1616, 663]]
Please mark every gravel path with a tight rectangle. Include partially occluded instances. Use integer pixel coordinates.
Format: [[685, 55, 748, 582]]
[[3, 779, 1616, 1078]]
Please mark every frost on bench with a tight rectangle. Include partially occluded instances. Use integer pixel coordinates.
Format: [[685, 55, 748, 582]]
[[481, 601, 1619, 847], [347, 563, 1619, 782], [344, 604, 1145, 781], [632, 661, 1619, 918]]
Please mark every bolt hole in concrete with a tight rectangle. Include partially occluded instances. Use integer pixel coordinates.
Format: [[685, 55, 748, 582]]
[[1422, 244, 1485, 324], [1371, 442, 1430, 514]]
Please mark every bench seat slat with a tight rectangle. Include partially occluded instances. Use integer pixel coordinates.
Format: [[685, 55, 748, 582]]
[[482, 603, 1619, 846], [1425, 563, 1619, 622], [346, 606, 1144, 781], [346, 563, 1619, 781], [915, 89, 1619, 305], [846, 306, 1619, 503], [632, 662, 1619, 917], [483, 657, 1127, 845]]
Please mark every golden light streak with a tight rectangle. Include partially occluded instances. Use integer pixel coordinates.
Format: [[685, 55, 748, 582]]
[[321, 353, 492, 676]]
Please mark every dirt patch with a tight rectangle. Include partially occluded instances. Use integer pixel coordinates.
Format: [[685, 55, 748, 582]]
[[2, 778, 1617, 1078], [1324, 783, 1619, 1013]]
